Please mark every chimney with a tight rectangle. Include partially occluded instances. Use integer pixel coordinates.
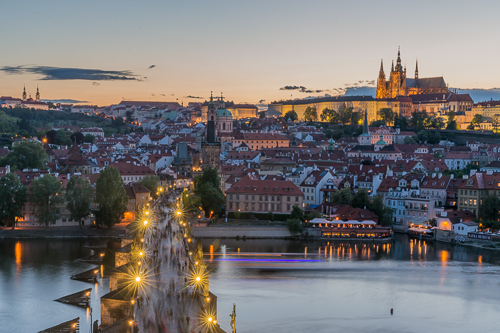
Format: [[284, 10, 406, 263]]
[[438, 173, 442, 179]]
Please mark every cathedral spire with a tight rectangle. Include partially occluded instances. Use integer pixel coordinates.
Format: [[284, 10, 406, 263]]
[[379, 59, 384, 73], [415, 59, 419, 79], [395, 46, 402, 72], [391, 60, 394, 72], [36, 85, 40, 102], [22, 85, 27, 101]]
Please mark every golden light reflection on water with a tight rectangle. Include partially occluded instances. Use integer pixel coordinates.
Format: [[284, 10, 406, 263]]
[[15, 241, 21, 274]]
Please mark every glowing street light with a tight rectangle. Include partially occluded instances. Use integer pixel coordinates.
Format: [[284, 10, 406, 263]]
[[135, 276, 141, 282]]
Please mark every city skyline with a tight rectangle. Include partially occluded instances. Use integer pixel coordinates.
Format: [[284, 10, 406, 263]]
[[1, 0, 500, 105]]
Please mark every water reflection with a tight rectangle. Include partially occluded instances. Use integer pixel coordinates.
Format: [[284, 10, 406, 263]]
[[203, 234, 500, 333], [0, 239, 111, 333]]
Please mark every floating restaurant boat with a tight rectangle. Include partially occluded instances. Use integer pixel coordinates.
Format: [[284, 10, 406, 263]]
[[308, 218, 392, 242], [408, 226, 434, 240]]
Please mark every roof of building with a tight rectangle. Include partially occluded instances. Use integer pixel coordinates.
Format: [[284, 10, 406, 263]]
[[406, 77, 447, 89]]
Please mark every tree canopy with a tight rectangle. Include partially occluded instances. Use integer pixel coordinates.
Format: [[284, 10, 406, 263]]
[[194, 167, 225, 216], [0, 173, 28, 229], [283, 110, 298, 122], [65, 176, 94, 227], [138, 175, 161, 200], [31, 174, 63, 227], [95, 166, 128, 228], [1, 141, 48, 171], [377, 108, 395, 126], [303, 106, 318, 122], [480, 194, 500, 222]]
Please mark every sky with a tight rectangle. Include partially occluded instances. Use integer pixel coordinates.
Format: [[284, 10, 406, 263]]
[[1, 0, 500, 106]]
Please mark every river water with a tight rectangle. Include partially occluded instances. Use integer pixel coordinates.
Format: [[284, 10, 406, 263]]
[[0, 239, 109, 333], [1, 235, 500, 333], [203, 235, 500, 333]]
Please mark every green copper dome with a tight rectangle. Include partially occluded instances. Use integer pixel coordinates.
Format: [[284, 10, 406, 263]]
[[216, 108, 232, 117]]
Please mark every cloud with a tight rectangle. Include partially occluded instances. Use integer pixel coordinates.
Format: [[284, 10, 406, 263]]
[[279, 85, 324, 93], [186, 95, 203, 99], [92, 82, 100, 86], [161, 94, 165, 96], [259, 99, 266, 104], [0, 65, 142, 81], [151, 94, 155, 96], [41, 99, 89, 103], [148, 65, 156, 69]]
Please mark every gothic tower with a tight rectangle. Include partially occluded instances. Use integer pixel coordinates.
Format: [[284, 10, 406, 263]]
[[35, 86, 40, 102], [22, 85, 27, 101], [389, 48, 406, 98], [376, 59, 387, 99], [415, 59, 419, 79], [201, 92, 221, 170]]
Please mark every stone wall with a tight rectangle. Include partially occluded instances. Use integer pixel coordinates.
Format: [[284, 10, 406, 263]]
[[101, 298, 132, 327], [115, 252, 130, 268]]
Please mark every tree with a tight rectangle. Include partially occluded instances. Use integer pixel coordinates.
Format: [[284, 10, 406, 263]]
[[65, 176, 94, 227], [303, 106, 318, 122], [181, 191, 202, 215], [290, 205, 305, 221], [46, 129, 57, 144], [70, 132, 85, 144], [338, 104, 353, 125], [259, 112, 266, 118], [286, 218, 303, 236], [351, 112, 362, 126], [84, 134, 95, 144], [196, 182, 225, 216], [54, 129, 73, 146], [126, 110, 134, 122], [492, 115, 500, 133], [351, 189, 370, 209], [330, 188, 352, 205], [194, 167, 225, 216], [480, 194, 500, 221], [0, 173, 28, 229], [1, 141, 48, 171], [47, 102, 56, 109], [138, 175, 161, 200], [95, 166, 128, 228], [368, 195, 393, 227], [446, 111, 457, 130], [377, 108, 395, 126], [31, 174, 63, 227], [404, 136, 418, 144], [320, 108, 338, 123], [284, 110, 298, 122], [471, 114, 483, 129], [427, 131, 441, 144], [370, 120, 386, 127]]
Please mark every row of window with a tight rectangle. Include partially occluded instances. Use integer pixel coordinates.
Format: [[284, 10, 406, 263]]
[[228, 202, 292, 211], [460, 199, 479, 206], [229, 194, 300, 202]]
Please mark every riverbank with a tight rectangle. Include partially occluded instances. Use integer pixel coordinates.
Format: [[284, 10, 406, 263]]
[[0, 224, 127, 239]]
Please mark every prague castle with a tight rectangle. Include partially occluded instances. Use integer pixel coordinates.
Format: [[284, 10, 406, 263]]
[[376, 48, 449, 99]]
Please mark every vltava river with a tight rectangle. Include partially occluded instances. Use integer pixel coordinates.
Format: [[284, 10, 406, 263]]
[[204, 235, 500, 333], [0, 239, 109, 333], [1, 235, 500, 333]]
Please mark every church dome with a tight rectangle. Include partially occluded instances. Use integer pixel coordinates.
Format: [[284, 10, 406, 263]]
[[216, 108, 232, 117], [375, 135, 387, 145]]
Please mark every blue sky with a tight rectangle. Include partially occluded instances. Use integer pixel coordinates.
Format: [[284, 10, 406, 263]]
[[1, 0, 499, 105]]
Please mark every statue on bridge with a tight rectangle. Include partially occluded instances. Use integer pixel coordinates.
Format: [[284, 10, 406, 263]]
[[230, 303, 236, 333]]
